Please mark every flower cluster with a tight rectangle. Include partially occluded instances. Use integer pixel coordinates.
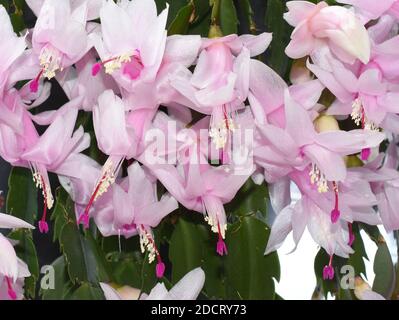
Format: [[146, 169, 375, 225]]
[[1, 0, 399, 299]]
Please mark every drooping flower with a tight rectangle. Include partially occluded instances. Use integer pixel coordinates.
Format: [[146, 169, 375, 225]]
[[0, 91, 89, 233], [94, 162, 178, 278], [171, 33, 272, 157], [254, 90, 385, 186], [265, 168, 381, 279], [77, 90, 135, 228]]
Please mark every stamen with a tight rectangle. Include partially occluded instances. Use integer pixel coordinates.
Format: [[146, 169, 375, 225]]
[[209, 105, 236, 150], [216, 222, 228, 256], [5, 276, 17, 300], [139, 225, 165, 278], [78, 158, 123, 229], [330, 181, 340, 224], [309, 163, 329, 193], [322, 254, 335, 280], [92, 53, 141, 77]]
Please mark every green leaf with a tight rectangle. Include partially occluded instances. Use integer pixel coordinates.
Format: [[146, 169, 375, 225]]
[[41, 256, 74, 300], [60, 221, 111, 285], [70, 283, 105, 300], [192, 0, 211, 23], [7, 167, 37, 225], [372, 241, 396, 299], [51, 187, 75, 242], [169, 216, 203, 283], [225, 180, 268, 219], [265, 0, 290, 76], [8, 229, 39, 299], [10, 12, 25, 33], [168, 3, 194, 35], [225, 216, 280, 299], [219, 0, 238, 35]]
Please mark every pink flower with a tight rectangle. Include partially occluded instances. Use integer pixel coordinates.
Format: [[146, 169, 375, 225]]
[[254, 90, 385, 184], [92, 0, 168, 92], [0, 5, 27, 97], [337, 0, 399, 21], [0, 213, 34, 300], [284, 1, 371, 64], [29, 0, 93, 92]]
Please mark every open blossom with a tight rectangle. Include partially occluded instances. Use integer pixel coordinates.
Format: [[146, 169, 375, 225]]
[[337, 0, 399, 21], [0, 5, 27, 97], [265, 168, 380, 279], [29, 0, 93, 92], [171, 33, 272, 155], [254, 91, 385, 185], [307, 46, 399, 137], [94, 162, 178, 278], [0, 91, 89, 233], [92, 0, 168, 91], [100, 267, 205, 300], [0, 213, 34, 300], [284, 1, 371, 64]]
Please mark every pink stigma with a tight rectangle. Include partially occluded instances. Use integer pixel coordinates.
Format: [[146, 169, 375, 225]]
[[156, 261, 165, 278], [216, 238, 228, 256], [323, 255, 335, 280], [331, 182, 340, 224], [30, 69, 44, 93], [216, 222, 228, 256], [330, 208, 340, 224], [38, 177, 50, 234], [29, 79, 39, 93], [6, 277, 17, 300], [92, 63, 102, 76], [38, 220, 49, 234], [77, 213, 90, 229], [361, 148, 371, 161]]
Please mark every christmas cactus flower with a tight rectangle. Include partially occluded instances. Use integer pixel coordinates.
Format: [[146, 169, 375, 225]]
[[1, 0, 399, 303]]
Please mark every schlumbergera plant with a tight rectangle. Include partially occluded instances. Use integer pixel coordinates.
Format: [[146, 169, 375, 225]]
[[1, 0, 399, 301]]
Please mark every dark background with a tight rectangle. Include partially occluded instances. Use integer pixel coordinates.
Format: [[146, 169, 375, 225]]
[[0, 0, 271, 268]]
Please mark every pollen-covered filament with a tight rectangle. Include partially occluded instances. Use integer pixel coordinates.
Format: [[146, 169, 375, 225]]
[[351, 98, 379, 132], [92, 50, 144, 79], [205, 215, 228, 256], [139, 225, 165, 278], [309, 163, 328, 193], [30, 164, 54, 233], [209, 105, 237, 150], [39, 46, 63, 80], [78, 157, 123, 228]]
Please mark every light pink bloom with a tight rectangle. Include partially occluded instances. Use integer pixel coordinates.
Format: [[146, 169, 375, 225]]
[[254, 90, 385, 184], [171, 33, 272, 154], [308, 47, 399, 135], [0, 5, 27, 97], [353, 141, 399, 232], [29, 0, 93, 92], [0, 91, 89, 232], [0, 213, 34, 300], [265, 168, 380, 279], [337, 0, 399, 21], [100, 267, 205, 300], [92, 0, 168, 92], [94, 162, 178, 278], [284, 1, 371, 64]]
